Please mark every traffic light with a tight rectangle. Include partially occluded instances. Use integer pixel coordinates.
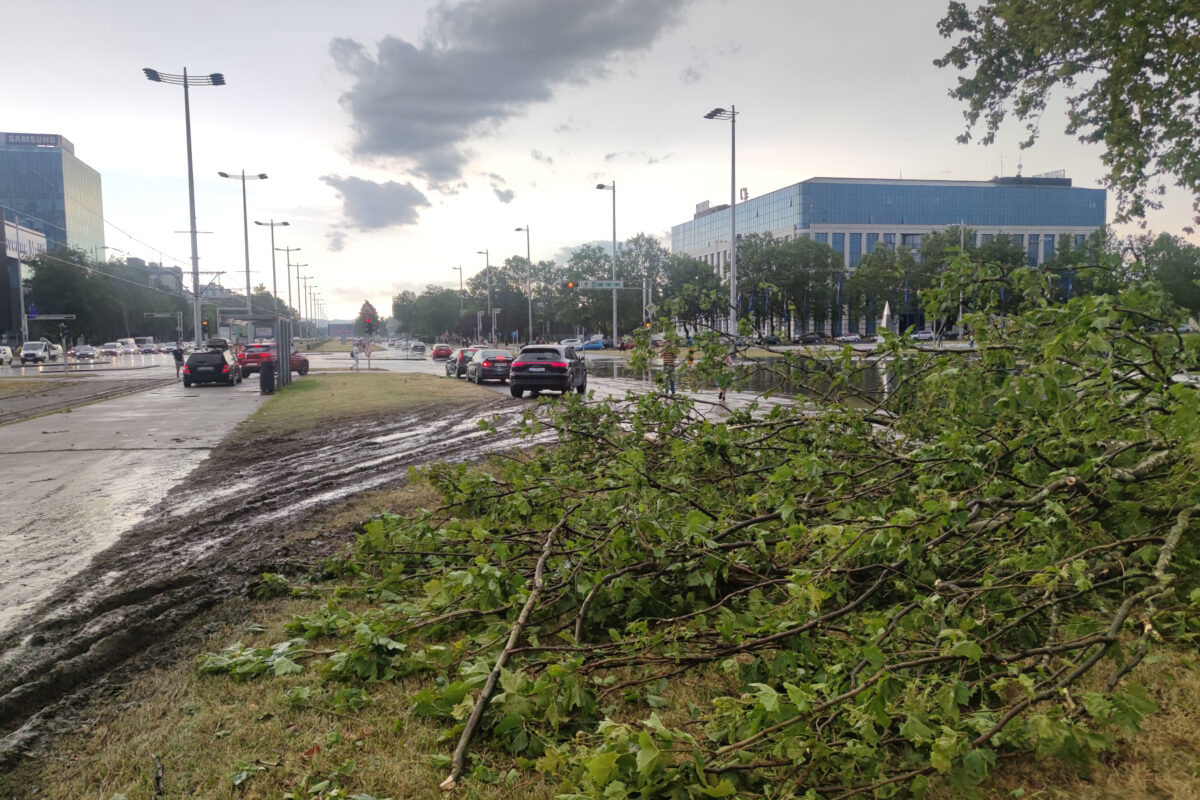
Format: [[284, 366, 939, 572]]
[[645, 321, 652, 328], [563, 281, 577, 290], [201, 319, 210, 338]]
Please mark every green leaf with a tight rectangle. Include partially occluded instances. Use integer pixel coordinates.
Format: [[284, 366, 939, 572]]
[[585, 751, 620, 786], [950, 639, 983, 662]]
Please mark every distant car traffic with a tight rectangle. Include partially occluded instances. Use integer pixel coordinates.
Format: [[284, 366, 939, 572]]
[[580, 339, 605, 350], [756, 334, 782, 346], [119, 343, 138, 355], [910, 330, 934, 342], [431, 343, 453, 359], [558, 338, 584, 349], [236, 343, 309, 376], [408, 341, 426, 354], [445, 347, 478, 378], [0, 345, 13, 365], [73, 345, 99, 360], [465, 349, 513, 384], [182, 349, 242, 387], [509, 344, 587, 398], [98, 342, 121, 356], [835, 333, 861, 343]]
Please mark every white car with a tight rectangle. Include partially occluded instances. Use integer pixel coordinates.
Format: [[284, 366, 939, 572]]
[[910, 330, 934, 342], [558, 338, 584, 348], [0, 345, 13, 365], [835, 333, 861, 343]]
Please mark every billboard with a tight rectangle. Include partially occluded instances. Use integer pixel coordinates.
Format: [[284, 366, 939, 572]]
[[328, 322, 353, 336], [3, 221, 46, 260]]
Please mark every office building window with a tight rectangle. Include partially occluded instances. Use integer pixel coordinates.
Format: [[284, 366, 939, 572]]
[[1027, 234, 1039, 266], [849, 233, 861, 267], [883, 233, 895, 249], [814, 232, 827, 244]]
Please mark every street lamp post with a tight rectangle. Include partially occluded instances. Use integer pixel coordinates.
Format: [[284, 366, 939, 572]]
[[298, 274, 312, 340], [704, 105, 738, 336], [452, 266, 463, 312], [254, 220, 289, 319], [476, 250, 492, 343], [218, 170, 268, 322], [293, 264, 308, 337], [143, 67, 226, 348], [514, 226, 534, 344], [595, 183, 618, 342]]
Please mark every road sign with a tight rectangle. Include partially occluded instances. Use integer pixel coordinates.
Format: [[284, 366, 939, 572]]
[[29, 314, 75, 320], [143, 312, 178, 318], [645, 302, 658, 316], [576, 280, 639, 290]]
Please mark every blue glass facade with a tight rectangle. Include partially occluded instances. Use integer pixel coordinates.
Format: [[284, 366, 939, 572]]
[[672, 176, 1106, 270], [0, 133, 104, 256]]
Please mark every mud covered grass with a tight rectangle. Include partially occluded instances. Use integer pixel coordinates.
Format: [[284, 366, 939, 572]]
[[224, 372, 483, 445], [0, 477, 554, 800]]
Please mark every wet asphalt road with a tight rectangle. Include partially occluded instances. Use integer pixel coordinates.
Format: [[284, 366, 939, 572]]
[[0, 359, 267, 637]]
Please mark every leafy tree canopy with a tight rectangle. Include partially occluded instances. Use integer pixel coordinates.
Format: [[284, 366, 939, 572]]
[[936, 0, 1200, 225]]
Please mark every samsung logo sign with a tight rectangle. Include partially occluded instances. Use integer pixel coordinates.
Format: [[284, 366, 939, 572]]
[[4, 133, 61, 147]]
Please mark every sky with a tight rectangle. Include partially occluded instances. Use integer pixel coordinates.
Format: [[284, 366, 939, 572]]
[[6, 0, 1198, 321]]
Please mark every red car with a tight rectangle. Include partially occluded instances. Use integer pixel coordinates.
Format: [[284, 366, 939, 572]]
[[236, 343, 310, 376], [431, 343, 453, 360]]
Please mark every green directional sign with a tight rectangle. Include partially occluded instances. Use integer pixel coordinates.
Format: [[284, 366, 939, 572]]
[[577, 280, 637, 290]]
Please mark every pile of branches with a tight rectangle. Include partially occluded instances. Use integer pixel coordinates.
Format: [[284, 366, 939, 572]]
[[206, 271, 1200, 798]]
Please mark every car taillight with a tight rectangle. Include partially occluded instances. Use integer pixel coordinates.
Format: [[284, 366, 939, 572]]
[[222, 364, 230, 372], [183, 365, 190, 374]]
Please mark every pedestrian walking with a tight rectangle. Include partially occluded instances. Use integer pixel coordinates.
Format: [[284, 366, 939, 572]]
[[351, 343, 360, 371], [171, 341, 184, 379], [661, 341, 677, 397], [717, 350, 734, 402]]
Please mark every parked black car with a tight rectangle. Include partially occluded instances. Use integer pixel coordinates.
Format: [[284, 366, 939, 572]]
[[444, 347, 478, 378], [794, 331, 829, 345], [182, 348, 242, 387], [466, 348, 513, 384], [509, 345, 587, 398], [755, 334, 781, 346]]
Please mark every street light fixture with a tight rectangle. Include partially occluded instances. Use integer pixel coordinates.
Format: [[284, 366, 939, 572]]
[[143, 66, 226, 348], [218, 170, 268, 320], [298, 274, 312, 339], [452, 266, 463, 311], [476, 250, 492, 343], [704, 105, 738, 335], [595, 183, 617, 343], [514, 227, 534, 343]]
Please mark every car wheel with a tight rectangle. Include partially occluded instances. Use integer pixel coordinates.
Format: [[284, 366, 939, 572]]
[[510, 385, 523, 398], [299, 363, 309, 376], [183, 378, 192, 387], [576, 379, 587, 394]]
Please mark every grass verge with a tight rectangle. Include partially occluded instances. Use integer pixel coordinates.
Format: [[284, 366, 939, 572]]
[[224, 372, 484, 444]]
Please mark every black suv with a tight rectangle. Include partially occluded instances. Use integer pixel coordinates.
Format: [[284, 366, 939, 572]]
[[509, 345, 587, 398], [182, 348, 242, 387]]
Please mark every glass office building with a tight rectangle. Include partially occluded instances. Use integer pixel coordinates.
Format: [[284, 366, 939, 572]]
[[672, 176, 1106, 276], [0, 132, 105, 257]]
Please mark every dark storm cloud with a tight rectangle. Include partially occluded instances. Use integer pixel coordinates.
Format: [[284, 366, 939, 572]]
[[320, 175, 431, 230], [331, 0, 693, 184]]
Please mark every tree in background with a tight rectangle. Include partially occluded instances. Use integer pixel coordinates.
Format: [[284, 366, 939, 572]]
[[936, 0, 1200, 225], [1133, 232, 1200, 316]]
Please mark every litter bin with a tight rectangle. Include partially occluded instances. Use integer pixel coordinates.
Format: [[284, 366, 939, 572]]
[[259, 358, 275, 395]]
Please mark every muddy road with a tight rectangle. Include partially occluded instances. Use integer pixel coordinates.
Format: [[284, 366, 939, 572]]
[[0, 377, 543, 766]]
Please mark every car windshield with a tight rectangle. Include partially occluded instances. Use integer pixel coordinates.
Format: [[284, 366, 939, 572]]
[[478, 350, 510, 359], [187, 352, 225, 365], [518, 348, 566, 361]]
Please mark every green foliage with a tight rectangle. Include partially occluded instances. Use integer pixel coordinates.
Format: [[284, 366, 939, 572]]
[[936, 0, 1200, 224], [204, 267, 1199, 796]]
